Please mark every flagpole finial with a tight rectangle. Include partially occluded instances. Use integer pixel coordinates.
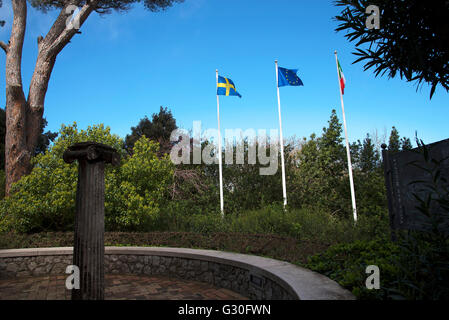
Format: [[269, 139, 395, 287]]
[[334, 50, 337, 55]]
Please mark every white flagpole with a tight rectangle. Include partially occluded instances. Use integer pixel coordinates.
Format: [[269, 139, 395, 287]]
[[275, 60, 288, 208], [334, 51, 357, 223], [216, 69, 224, 217]]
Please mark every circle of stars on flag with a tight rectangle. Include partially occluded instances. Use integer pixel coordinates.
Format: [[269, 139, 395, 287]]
[[285, 69, 300, 85]]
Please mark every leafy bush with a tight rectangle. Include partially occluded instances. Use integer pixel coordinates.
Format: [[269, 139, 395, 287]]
[[0, 123, 174, 233], [390, 231, 449, 300], [228, 205, 297, 236], [306, 238, 400, 299], [105, 137, 174, 231]]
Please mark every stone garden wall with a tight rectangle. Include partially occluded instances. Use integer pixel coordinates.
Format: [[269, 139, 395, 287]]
[[0, 247, 355, 300]]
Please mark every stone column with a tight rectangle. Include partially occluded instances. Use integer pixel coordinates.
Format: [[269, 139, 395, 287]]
[[63, 142, 120, 300]]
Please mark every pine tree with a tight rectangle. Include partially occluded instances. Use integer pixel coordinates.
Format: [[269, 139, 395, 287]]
[[318, 109, 346, 173], [125, 106, 178, 156], [1, 0, 184, 195], [360, 134, 380, 172], [388, 126, 401, 153]]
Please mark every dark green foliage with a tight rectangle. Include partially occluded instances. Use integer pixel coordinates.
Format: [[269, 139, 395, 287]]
[[306, 238, 400, 299], [320, 110, 344, 151], [291, 109, 357, 216], [34, 118, 58, 156], [350, 135, 386, 216], [223, 140, 290, 213], [0, 0, 5, 27], [28, 0, 184, 14], [401, 137, 413, 151], [169, 135, 292, 216], [359, 134, 380, 172], [391, 230, 449, 299], [119, 203, 389, 247], [291, 110, 390, 219], [334, 0, 449, 99], [388, 126, 400, 152], [387, 126, 414, 153], [125, 106, 177, 155]]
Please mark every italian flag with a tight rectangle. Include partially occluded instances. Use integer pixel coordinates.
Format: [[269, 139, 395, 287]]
[[337, 59, 346, 95]]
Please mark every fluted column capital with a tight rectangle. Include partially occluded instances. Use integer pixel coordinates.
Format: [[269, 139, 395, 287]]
[[63, 142, 120, 166]]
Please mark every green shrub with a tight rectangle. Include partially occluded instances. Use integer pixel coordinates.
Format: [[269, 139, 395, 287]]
[[305, 231, 449, 300], [182, 214, 229, 234], [228, 205, 295, 235], [306, 238, 400, 299], [151, 203, 389, 246], [105, 136, 174, 231], [0, 123, 174, 233], [229, 205, 389, 245], [390, 231, 449, 300]]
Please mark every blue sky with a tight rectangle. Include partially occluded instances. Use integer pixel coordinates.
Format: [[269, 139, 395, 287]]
[[1, 0, 448, 146]]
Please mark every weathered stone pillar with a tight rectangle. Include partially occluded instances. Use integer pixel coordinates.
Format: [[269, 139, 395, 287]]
[[63, 142, 120, 300]]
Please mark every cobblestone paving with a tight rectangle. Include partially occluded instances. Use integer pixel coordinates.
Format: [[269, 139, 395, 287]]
[[0, 274, 248, 300]]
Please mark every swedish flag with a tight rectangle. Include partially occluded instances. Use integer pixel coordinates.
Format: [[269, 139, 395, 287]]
[[217, 76, 242, 98], [278, 67, 304, 87]]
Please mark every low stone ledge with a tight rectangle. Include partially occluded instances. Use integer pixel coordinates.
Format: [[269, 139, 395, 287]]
[[0, 247, 355, 300], [0, 247, 73, 258]]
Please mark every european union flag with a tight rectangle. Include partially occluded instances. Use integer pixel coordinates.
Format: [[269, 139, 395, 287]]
[[278, 67, 304, 87], [217, 76, 242, 98]]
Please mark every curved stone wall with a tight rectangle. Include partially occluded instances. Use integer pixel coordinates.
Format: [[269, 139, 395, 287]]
[[0, 247, 355, 300]]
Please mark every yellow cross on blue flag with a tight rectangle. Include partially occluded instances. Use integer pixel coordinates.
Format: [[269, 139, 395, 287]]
[[278, 67, 304, 87], [217, 76, 242, 98]]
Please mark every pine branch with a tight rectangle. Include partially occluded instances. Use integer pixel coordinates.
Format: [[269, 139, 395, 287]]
[[45, 1, 98, 58], [0, 41, 8, 53]]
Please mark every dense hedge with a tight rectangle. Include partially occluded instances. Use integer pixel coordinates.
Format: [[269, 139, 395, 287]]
[[0, 231, 317, 265]]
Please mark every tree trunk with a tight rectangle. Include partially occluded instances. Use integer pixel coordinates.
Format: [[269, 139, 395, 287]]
[[4, 0, 30, 195], [2, 1, 96, 195], [26, 53, 56, 156]]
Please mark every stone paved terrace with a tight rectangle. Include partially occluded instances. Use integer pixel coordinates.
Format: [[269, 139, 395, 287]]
[[0, 274, 248, 300]]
